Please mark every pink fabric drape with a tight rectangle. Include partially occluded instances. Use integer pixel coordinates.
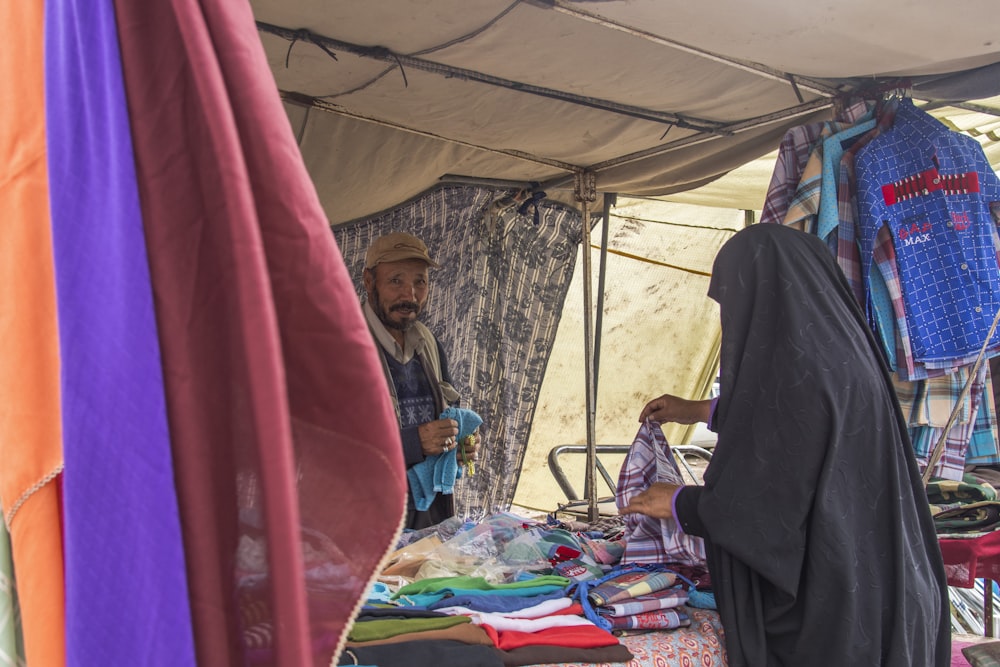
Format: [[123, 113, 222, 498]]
[[111, 0, 406, 664]]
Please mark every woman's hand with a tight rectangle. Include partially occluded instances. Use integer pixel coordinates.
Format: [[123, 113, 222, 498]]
[[639, 394, 712, 425], [620, 482, 681, 520]]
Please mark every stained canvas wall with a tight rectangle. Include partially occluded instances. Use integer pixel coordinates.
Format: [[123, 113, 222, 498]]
[[513, 199, 747, 513]]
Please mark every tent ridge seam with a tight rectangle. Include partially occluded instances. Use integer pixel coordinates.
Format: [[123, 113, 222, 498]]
[[257, 21, 728, 133]]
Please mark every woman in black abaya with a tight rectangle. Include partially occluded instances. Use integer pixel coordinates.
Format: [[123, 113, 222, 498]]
[[622, 223, 949, 667]]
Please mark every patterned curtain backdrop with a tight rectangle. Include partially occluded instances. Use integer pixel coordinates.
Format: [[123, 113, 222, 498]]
[[333, 185, 584, 515]]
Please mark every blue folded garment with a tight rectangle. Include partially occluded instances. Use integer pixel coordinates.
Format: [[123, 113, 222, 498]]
[[426, 588, 567, 613], [407, 407, 483, 511]]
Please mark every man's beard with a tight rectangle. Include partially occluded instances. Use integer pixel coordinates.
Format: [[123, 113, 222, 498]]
[[372, 287, 421, 332]]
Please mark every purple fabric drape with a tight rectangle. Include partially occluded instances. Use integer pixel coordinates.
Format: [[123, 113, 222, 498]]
[[44, 0, 197, 664]]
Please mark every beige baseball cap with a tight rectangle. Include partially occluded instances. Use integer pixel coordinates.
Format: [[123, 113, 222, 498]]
[[364, 232, 440, 269]]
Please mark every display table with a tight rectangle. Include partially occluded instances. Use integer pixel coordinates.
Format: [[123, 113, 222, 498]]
[[939, 531, 1000, 637]]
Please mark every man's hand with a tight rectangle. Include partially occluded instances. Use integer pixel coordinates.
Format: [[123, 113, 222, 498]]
[[458, 429, 480, 464], [619, 482, 681, 520], [418, 418, 459, 456], [639, 394, 712, 425]]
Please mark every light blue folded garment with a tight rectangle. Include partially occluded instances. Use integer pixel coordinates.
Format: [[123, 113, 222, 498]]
[[407, 407, 483, 511]]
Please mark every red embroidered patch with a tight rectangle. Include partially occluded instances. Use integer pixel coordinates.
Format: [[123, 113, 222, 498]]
[[881, 169, 980, 205]]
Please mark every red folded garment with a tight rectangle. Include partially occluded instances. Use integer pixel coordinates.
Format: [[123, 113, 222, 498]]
[[481, 623, 620, 651]]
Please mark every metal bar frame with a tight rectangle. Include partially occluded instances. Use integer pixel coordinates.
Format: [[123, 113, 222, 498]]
[[547, 443, 713, 503]]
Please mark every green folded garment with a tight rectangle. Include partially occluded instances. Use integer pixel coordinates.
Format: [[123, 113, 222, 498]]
[[348, 615, 470, 642], [393, 574, 570, 598]]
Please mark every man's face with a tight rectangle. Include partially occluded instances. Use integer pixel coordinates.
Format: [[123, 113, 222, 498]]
[[364, 258, 430, 332]]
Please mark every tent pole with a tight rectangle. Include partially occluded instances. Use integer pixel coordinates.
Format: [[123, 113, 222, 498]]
[[593, 193, 615, 396], [575, 172, 599, 522]]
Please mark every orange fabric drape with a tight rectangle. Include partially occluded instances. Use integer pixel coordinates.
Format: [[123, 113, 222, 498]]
[[0, 1, 67, 665]]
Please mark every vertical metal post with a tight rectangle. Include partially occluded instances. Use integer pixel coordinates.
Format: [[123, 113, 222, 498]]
[[593, 193, 615, 391], [574, 172, 598, 522], [987, 580, 995, 638]]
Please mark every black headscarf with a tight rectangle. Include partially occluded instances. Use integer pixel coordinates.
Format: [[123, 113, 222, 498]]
[[684, 224, 949, 666]]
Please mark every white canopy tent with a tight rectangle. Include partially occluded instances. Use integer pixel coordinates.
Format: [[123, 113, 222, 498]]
[[249, 0, 1000, 515], [252, 0, 1000, 223]]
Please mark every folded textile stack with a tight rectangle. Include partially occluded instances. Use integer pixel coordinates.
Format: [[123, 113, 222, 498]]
[[338, 511, 727, 667], [232, 506, 725, 666], [343, 574, 633, 667], [928, 475, 1000, 534], [596, 587, 690, 631], [574, 566, 692, 632]]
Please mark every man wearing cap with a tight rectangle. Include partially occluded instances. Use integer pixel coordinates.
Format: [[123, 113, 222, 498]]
[[362, 232, 479, 529]]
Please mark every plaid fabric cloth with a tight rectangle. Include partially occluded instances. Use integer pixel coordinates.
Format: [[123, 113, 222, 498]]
[[861, 147, 1000, 380], [874, 210, 1000, 472], [615, 420, 706, 566], [893, 363, 998, 479], [782, 142, 824, 234], [836, 100, 900, 307], [761, 121, 833, 226], [596, 587, 688, 617], [817, 117, 876, 248], [855, 100, 1000, 363], [760, 100, 870, 226], [872, 227, 985, 379], [872, 225, 999, 469], [963, 641, 1000, 667], [586, 570, 676, 607], [603, 607, 690, 631], [870, 223, 906, 372], [967, 367, 1000, 465]]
